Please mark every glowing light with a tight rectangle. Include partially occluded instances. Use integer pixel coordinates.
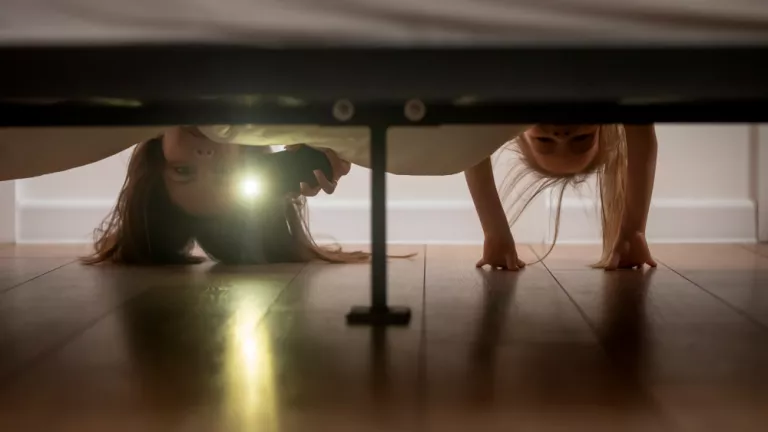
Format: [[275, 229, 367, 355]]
[[240, 177, 261, 198], [223, 293, 278, 431]]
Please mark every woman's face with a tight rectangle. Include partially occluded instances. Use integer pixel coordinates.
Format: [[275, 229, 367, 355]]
[[521, 124, 600, 175], [162, 127, 245, 217]]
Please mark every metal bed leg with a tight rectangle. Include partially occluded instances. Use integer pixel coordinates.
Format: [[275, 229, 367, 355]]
[[346, 125, 412, 326]]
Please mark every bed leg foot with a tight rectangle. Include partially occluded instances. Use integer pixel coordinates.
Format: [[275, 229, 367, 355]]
[[346, 306, 412, 326], [344, 125, 411, 326]]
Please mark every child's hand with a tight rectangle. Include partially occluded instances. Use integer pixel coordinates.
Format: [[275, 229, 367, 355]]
[[476, 233, 526, 271], [606, 231, 657, 271], [285, 144, 351, 197]]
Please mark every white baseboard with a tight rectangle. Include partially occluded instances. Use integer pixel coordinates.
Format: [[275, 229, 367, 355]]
[[552, 197, 756, 244], [14, 199, 487, 244], [0, 181, 15, 243], [14, 197, 757, 244]]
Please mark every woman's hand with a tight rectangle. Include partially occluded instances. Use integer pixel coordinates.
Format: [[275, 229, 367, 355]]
[[477, 232, 526, 271], [606, 231, 657, 271], [285, 144, 351, 197]]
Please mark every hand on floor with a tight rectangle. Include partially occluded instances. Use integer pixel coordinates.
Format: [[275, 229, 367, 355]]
[[606, 231, 657, 270], [476, 234, 526, 271]]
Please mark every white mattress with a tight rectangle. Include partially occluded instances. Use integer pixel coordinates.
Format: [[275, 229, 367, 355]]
[[2, 0, 768, 46]]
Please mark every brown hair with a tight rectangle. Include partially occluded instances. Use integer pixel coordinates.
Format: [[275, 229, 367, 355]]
[[82, 136, 199, 265], [83, 136, 371, 266], [499, 124, 628, 268]]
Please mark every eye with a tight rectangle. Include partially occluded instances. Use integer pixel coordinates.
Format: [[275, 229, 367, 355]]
[[174, 166, 193, 176], [569, 134, 597, 154], [572, 134, 593, 142], [532, 136, 557, 154], [170, 166, 196, 181]]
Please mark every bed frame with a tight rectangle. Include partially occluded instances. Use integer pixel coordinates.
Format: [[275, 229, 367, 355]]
[[1, 46, 767, 325]]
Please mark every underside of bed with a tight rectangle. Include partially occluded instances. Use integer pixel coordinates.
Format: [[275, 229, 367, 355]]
[[1, 41, 767, 325]]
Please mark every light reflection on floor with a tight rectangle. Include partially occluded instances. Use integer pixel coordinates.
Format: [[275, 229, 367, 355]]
[[0, 244, 766, 431]]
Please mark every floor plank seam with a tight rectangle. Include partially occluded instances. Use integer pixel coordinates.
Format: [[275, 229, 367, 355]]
[[254, 261, 311, 318], [0, 261, 310, 392], [529, 246, 603, 345], [738, 243, 768, 260], [659, 259, 768, 333], [415, 243, 428, 429], [2, 245, 766, 429], [533, 247, 685, 432], [421, 244, 428, 320], [0, 259, 78, 296], [0, 283, 152, 390]]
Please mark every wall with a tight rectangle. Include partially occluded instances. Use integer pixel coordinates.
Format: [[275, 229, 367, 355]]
[[556, 124, 756, 243], [4, 124, 758, 244], [0, 181, 14, 242], [759, 124, 768, 242]]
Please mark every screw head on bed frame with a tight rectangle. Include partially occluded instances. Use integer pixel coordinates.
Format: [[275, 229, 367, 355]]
[[332, 99, 355, 122], [404, 99, 426, 122]]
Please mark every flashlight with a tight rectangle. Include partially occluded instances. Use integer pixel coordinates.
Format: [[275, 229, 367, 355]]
[[237, 145, 334, 199], [239, 176, 262, 198]]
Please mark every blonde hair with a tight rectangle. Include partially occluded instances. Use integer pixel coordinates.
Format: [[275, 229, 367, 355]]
[[498, 124, 628, 268]]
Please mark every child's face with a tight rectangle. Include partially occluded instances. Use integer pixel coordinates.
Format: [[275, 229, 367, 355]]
[[161, 127, 244, 217], [522, 124, 600, 175]]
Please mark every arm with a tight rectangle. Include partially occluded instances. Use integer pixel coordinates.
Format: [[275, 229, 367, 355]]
[[465, 157, 511, 238], [605, 124, 658, 270], [621, 124, 658, 234], [465, 157, 525, 270]]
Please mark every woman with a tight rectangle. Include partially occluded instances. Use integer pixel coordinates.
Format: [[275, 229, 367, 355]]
[[82, 127, 362, 265]]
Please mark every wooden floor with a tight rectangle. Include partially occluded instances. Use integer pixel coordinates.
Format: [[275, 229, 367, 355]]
[[0, 243, 767, 432]]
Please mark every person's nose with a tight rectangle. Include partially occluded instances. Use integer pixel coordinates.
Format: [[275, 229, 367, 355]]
[[195, 147, 215, 158], [551, 127, 576, 138], [191, 138, 220, 159]]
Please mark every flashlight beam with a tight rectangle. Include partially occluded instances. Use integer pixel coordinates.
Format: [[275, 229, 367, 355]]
[[240, 177, 261, 198]]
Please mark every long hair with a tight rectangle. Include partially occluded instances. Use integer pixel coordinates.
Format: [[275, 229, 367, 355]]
[[82, 136, 199, 265], [499, 124, 628, 268], [193, 195, 371, 264], [83, 136, 372, 266]]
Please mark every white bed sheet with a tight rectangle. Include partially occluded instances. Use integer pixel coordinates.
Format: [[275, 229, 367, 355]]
[[0, 124, 531, 181], [2, 0, 768, 46]]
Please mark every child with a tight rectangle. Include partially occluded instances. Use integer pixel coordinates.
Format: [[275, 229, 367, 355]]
[[0, 124, 658, 269], [469, 124, 658, 271]]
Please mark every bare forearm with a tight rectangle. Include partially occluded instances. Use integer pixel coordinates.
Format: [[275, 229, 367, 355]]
[[465, 157, 511, 237], [622, 124, 658, 233]]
